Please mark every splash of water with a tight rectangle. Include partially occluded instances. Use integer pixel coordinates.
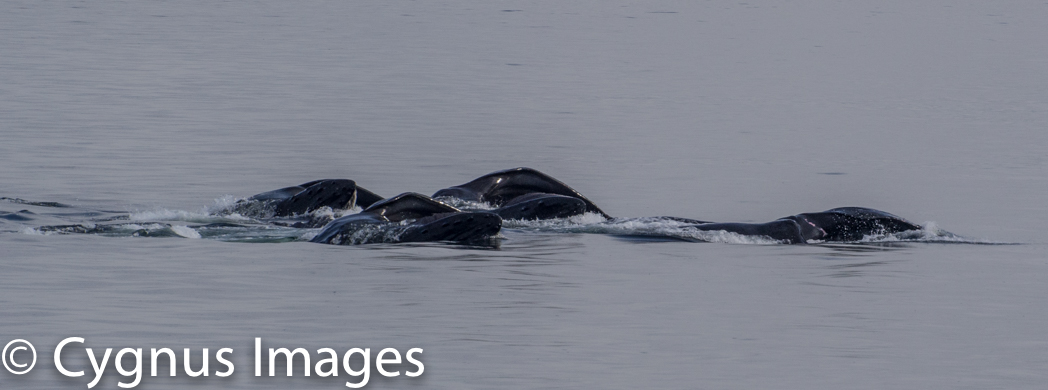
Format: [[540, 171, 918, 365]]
[[11, 195, 1006, 246]]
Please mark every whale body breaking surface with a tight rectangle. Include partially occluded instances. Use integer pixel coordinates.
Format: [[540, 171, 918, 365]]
[[3, 168, 979, 246]]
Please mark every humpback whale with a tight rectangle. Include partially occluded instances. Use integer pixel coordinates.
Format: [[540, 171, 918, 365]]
[[232, 179, 384, 218], [10, 169, 947, 245], [676, 207, 922, 243], [433, 167, 610, 220], [310, 192, 503, 245]]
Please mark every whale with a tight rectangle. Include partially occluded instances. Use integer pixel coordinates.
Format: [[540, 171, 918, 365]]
[[675, 207, 922, 243], [433, 167, 610, 220], [11, 169, 946, 246], [231, 179, 384, 218], [310, 192, 503, 245], [429, 168, 921, 243], [238, 173, 922, 244]]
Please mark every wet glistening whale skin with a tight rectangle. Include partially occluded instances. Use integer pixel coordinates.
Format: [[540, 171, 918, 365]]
[[433, 167, 611, 220], [230, 179, 383, 218], [185, 168, 929, 245], [309, 192, 502, 245], [656, 207, 922, 244], [431, 168, 922, 244], [24, 165, 922, 245]]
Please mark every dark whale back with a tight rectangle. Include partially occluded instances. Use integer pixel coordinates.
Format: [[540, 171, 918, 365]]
[[785, 207, 922, 242], [292, 179, 383, 208], [363, 192, 461, 222], [433, 167, 609, 218], [309, 192, 501, 245], [273, 179, 358, 217], [495, 193, 587, 220], [685, 207, 922, 243], [248, 185, 309, 202], [240, 179, 385, 217], [397, 212, 502, 242]]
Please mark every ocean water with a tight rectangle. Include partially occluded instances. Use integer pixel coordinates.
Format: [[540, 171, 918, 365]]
[[2, 1, 1046, 389]]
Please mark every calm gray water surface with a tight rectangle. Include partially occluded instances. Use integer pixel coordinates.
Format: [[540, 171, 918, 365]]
[[2, 1, 1047, 389]]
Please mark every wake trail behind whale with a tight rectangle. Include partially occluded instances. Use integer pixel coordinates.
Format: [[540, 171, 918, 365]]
[[4, 196, 1007, 246]]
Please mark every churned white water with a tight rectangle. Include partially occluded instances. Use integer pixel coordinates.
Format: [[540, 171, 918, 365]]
[[2, 1, 1047, 389]]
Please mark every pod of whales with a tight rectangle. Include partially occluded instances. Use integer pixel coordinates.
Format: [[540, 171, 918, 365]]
[[12, 168, 930, 245], [228, 167, 923, 245]]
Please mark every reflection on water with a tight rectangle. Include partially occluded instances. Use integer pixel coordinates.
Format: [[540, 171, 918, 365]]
[[818, 243, 911, 254], [822, 260, 894, 279]]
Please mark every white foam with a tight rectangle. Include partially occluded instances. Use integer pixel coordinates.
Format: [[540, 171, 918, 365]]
[[208, 195, 242, 211], [309, 205, 361, 220], [170, 225, 201, 239], [855, 221, 1003, 244], [20, 227, 46, 235], [502, 212, 609, 228], [328, 224, 408, 245], [120, 223, 167, 230], [508, 215, 1009, 245], [433, 197, 496, 211], [298, 231, 319, 241], [129, 208, 252, 223], [506, 214, 783, 244]]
